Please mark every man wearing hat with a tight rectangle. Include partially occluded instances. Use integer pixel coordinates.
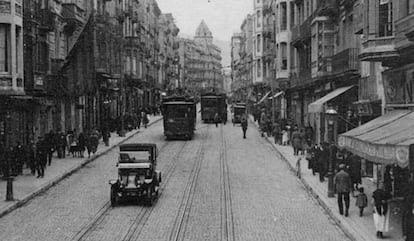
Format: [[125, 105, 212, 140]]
[[334, 163, 352, 216]]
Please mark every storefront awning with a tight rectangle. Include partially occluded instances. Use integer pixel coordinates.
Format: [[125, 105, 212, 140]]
[[269, 91, 284, 100], [338, 110, 414, 168], [308, 86, 355, 113], [257, 91, 271, 104]]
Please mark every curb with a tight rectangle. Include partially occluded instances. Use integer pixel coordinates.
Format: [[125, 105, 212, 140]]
[[249, 117, 358, 241], [0, 117, 163, 219]]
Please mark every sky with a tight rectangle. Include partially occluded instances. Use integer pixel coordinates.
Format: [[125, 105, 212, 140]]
[[156, 0, 252, 42]]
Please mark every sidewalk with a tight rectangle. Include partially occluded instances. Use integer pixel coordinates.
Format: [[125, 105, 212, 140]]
[[249, 116, 404, 241], [0, 116, 162, 219]]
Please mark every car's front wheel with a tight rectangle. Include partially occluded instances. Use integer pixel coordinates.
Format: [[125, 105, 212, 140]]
[[147, 185, 154, 206]]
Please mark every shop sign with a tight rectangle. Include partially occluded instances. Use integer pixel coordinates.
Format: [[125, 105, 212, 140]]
[[356, 102, 373, 116], [35, 75, 44, 86], [0, 77, 12, 87]]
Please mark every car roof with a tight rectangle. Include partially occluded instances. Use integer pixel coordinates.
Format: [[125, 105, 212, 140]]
[[119, 143, 157, 152]]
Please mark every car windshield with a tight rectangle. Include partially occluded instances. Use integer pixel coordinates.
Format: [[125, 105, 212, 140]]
[[119, 151, 150, 163]]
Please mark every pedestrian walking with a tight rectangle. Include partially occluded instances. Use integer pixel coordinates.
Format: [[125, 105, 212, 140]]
[[57, 132, 67, 159], [143, 111, 149, 128], [334, 164, 352, 216], [241, 114, 248, 139], [355, 187, 368, 216], [86, 132, 99, 158], [102, 126, 110, 146], [77, 133, 86, 158], [259, 110, 267, 137], [35, 137, 47, 178], [27, 141, 36, 175], [317, 143, 329, 182], [13, 142, 25, 175], [214, 112, 220, 128], [45, 131, 55, 166], [291, 127, 301, 156], [282, 128, 289, 145], [306, 144, 318, 176], [372, 185, 392, 238]]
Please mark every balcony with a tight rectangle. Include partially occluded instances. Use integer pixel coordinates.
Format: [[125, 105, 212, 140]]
[[38, 8, 55, 31], [331, 48, 360, 75], [62, 3, 85, 34], [359, 36, 399, 64], [291, 18, 311, 46], [395, 13, 414, 49], [316, 0, 338, 17], [289, 67, 311, 88]]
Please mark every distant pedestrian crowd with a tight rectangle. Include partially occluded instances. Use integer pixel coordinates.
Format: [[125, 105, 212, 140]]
[[0, 128, 103, 179]]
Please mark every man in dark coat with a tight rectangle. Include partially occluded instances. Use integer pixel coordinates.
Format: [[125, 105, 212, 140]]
[[334, 164, 353, 216], [26, 140, 36, 175], [241, 114, 248, 139], [45, 131, 55, 166], [291, 127, 301, 156], [317, 143, 329, 182], [35, 137, 47, 178], [13, 142, 25, 175], [57, 132, 67, 159]]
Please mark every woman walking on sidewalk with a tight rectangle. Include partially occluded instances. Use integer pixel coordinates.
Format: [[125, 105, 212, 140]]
[[372, 185, 392, 239]]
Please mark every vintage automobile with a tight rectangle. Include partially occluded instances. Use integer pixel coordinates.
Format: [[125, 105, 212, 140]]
[[232, 103, 246, 126], [109, 143, 161, 206]]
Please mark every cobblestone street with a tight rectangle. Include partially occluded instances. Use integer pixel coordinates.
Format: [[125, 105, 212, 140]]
[[0, 115, 350, 241]]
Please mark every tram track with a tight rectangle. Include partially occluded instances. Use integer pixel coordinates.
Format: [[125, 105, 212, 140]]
[[219, 125, 235, 241], [71, 140, 184, 241], [167, 125, 209, 241]]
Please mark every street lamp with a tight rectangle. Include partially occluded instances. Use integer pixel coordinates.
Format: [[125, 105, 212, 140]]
[[5, 112, 13, 201], [326, 105, 338, 198]]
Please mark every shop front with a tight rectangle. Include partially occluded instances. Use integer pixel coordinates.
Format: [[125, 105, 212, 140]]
[[308, 85, 357, 145], [339, 110, 414, 237]]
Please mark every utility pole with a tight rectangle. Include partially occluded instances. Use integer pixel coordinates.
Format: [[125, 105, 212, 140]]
[[118, 2, 126, 137]]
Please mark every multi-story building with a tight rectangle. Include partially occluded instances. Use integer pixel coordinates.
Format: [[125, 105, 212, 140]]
[[0, 0, 24, 146], [238, 14, 254, 102], [231, 32, 243, 91], [288, 0, 361, 144], [158, 13, 180, 91], [181, 20, 223, 92], [194, 20, 223, 91]]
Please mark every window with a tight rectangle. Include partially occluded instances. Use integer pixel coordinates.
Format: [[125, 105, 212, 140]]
[[379, 0, 393, 37], [257, 10, 261, 28], [281, 42, 287, 70], [281, 2, 287, 31], [257, 59, 261, 77], [0, 24, 9, 73], [257, 35, 261, 52], [290, 2, 295, 28]]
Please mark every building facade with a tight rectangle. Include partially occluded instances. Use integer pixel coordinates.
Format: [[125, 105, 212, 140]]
[[0, 0, 25, 146], [0, 0, 181, 147], [180, 21, 223, 93]]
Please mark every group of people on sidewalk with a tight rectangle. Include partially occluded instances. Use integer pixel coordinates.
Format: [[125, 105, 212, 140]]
[[0, 128, 105, 179], [0, 110, 154, 181]]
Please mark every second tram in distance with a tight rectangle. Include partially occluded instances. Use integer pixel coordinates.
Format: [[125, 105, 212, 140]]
[[200, 92, 227, 124]]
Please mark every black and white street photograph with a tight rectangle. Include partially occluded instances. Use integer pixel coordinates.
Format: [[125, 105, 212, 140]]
[[0, 0, 414, 240]]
